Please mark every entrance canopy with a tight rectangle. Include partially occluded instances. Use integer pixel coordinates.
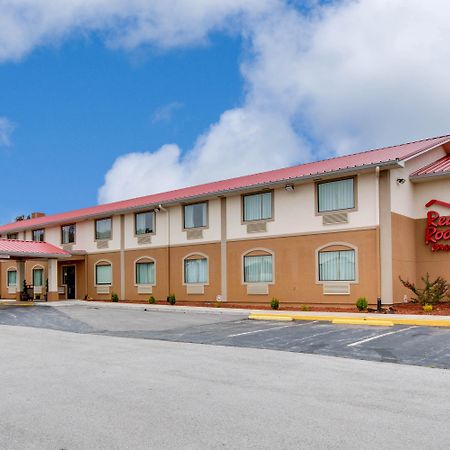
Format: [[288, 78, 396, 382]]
[[0, 239, 70, 260], [0, 239, 70, 301]]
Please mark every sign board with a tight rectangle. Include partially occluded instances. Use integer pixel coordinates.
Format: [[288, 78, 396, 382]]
[[425, 199, 450, 252]]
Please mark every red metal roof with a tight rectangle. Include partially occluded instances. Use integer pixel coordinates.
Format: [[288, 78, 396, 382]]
[[0, 239, 70, 258], [410, 155, 450, 180], [1, 134, 449, 233]]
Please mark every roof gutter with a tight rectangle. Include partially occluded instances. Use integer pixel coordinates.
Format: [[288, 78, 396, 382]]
[[1, 159, 403, 233], [409, 171, 450, 183], [0, 252, 71, 259]]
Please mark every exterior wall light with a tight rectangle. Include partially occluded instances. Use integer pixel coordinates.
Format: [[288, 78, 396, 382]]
[[285, 184, 295, 192], [396, 178, 406, 185]]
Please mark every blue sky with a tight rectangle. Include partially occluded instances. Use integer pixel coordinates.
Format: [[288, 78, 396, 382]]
[[0, 34, 243, 221], [1, 0, 449, 225]]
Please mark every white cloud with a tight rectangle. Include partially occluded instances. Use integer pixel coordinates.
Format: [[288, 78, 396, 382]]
[[2, 1, 450, 203], [151, 102, 184, 124], [0, 117, 15, 147], [0, 0, 273, 61]]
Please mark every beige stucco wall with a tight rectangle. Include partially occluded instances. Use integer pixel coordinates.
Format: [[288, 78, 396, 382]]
[[227, 229, 378, 305], [390, 145, 448, 218], [226, 173, 379, 241]]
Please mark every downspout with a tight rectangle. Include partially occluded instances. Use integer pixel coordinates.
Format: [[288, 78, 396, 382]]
[[375, 166, 381, 303]]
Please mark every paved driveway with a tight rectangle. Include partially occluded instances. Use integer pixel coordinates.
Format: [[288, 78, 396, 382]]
[[1, 304, 450, 369], [1, 323, 450, 450]]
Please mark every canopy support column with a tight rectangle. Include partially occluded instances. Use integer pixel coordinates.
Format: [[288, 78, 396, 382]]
[[48, 258, 59, 301], [15, 260, 25, 301]]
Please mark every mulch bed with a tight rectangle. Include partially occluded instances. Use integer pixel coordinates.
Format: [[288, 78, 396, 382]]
[[85, 298, 450, 315]]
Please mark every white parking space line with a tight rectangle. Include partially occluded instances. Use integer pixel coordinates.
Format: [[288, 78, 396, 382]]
[[347, 326, 417, 347], [228, 321, 318, 338]]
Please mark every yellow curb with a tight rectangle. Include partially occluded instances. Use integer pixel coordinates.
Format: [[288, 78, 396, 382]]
[[248, 313, 450, 328], [248, 314, 293, 321], [332, 318, 394, 327], [0, 301, 34, 307]]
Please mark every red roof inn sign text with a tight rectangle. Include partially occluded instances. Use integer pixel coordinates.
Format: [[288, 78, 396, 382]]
[[425, 200, 450, 252]]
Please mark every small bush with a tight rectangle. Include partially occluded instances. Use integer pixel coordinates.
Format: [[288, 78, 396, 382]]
[[423, 303, 433, 313], [356, 297, 368, 311], [148, 296, 156, 304], [111, 292, 119, 302], [167, 294, 176, 305], [300, 304, 310, 311], [270, 298, 279, 310], [399, 273, 449, 305]]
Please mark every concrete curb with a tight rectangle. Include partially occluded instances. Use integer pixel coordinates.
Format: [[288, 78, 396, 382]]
[[34, 300, 250, 316]]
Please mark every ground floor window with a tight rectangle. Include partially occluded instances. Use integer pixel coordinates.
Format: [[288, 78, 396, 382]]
[[7, 270, 17, 286], [184, 256, 208, 284], [244, 254, 273, 283], [33, 268, 44, 286], [96, 263, 112, 285], [136, 261, 155, 285], [319, 249, 355, 281]]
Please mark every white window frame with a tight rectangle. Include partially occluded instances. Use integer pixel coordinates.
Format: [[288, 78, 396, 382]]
[[7, 268, 17, 286], [61, 223, 76, 244], [134, 257, 156, 286], [32, 265, 45, 287], [242, 191, 273, 223], [183, 202, 208, 230], [135, 211, 155, 236], [242, 249, 275, 285], [183, 253, 209, 285], [95, 260, 113, 286], [95, 218, 112, 241], [315, 242, 359, 284], [316, 177, 356, 214]]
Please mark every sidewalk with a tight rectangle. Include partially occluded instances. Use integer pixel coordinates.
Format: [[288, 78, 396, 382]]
[[35, 299, 450, 324], [3, 298, 450, 326]]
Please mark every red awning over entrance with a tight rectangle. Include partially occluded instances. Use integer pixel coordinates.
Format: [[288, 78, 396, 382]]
[[0, 239, 70, 259]]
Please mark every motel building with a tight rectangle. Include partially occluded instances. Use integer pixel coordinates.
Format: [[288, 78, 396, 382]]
[[1, 134, 450, 307]]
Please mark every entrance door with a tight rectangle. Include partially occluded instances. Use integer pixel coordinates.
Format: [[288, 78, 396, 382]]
[[62, 266, 76, 299]]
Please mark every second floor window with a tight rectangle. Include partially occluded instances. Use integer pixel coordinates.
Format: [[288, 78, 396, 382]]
[[243, 192, 272, 222], [184, 202, 207, 229], [32, 229, 45, 242], [317, 178, 355, 213], [61, 224, 76, 244], [95, 218, 112, 240], [135, 211, 154, 235], [7, 233, 18, 240]]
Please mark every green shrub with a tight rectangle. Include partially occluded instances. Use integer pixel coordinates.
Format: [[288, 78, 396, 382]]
[[148, 296, 156, 304], [111, 292, 119, 302], [270, 298, 279, 310], [423, 303, 433, 313], [399, 273, 449, 305], [167, 294, 176, 305], [356, 297, 368, 311], [300, 304, 310, 311]]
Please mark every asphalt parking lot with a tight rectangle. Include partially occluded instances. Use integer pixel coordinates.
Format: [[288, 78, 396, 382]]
[[1, 304, 450, 369]]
